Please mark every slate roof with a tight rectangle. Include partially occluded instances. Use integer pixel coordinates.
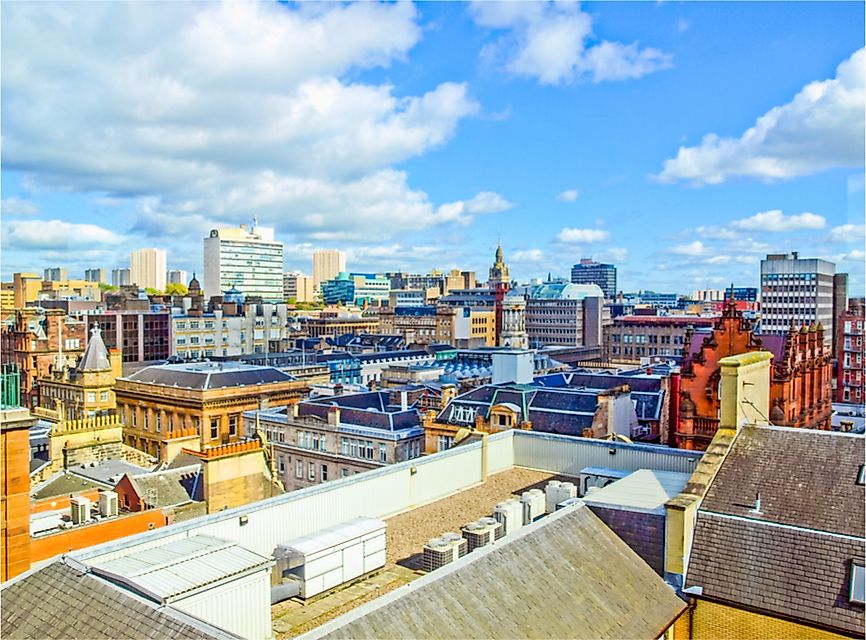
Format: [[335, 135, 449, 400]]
[[1, 559, 236, 639], [437, 377, 664, 436], [127, 468, 199, 508], [78, 324, 112, 372], [686, 426, 865, 636], [124, 362, 296, 390], [69, 460, 152, 486], [308, 504, 686, 640], [31, 471, 107, 500]]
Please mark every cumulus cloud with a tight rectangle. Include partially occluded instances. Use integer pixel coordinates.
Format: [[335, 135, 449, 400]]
[[556, 227, 610, 243], [732, 210, 826, 232], [556, 189, 580, 202], [829, 223, 866, 243], [1, 2, 497, 252], [670, 240, 705, 256], [1, 197, 40, 216], [656, 47, 865, 185], [512, 248, 545, 262], [2, 220, 124, 250], [469, 1, 671, 85]]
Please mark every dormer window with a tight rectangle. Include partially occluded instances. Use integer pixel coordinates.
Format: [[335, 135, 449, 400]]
[[850, 561, 865, 605]]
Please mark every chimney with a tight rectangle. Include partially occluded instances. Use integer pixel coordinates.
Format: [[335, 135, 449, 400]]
[[291, 402, 299, 418], [400, 390, 408, 412], [328, 407, 341, 428], [109, 348, 123, 382]]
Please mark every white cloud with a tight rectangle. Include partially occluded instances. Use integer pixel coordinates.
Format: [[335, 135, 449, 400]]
[[512, 248, 545, 262], [845, 249, 865, 261], [829, 223, 866, 242], [1, 197, 40, 216], [469, 1, 671, 85], [556, 228, 610, 243], [1, 2, 495, 251], [656, 47, 865, 185], [556, 189, 580, 202], [2, 219, 124, 250], [732, 210, 826, 232], [695, 225, 741, 240], [670, 240, 705, 256], [598, 247, 628, 263]]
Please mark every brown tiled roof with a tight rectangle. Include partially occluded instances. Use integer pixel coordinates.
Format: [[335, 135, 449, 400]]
[[1, 560, 234, 639], [688, 514, 864, 636], [700, 426, 864, 536], [686, 426, 866, 636], [312, 504, 686, 640]]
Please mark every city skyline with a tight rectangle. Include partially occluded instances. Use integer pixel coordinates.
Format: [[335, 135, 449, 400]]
[[1, 2, 863, 294]]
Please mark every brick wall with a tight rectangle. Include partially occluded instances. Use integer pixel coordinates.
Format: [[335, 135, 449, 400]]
[[687, 599, 848, 640], [587, 505, 665, 575]]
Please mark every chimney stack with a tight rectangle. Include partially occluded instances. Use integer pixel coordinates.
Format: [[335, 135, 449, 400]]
[[328, 407, 341, 428]]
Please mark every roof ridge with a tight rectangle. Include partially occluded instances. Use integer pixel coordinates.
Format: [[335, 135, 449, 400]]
[[700, 510, 864, 541]]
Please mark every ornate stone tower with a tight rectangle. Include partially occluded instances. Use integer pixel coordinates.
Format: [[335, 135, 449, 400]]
[[488, 243, 510, 288], [500, 293, 529, 349]]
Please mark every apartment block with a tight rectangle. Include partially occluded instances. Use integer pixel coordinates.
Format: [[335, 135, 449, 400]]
[[130, 248, 167, 291], [571, 259, 617, 298], [836, 298, 864, 405]]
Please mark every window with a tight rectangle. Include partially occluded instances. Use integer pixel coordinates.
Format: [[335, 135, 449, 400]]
[[341, 468, 348, 478], [438, 435, 454, 451], [296, 460, 303, 478], [210, 419, 219, 440], [305, 432, 312, 449], [321, 465, 328, 482], [365, 441, 374, 460], [308, 462, 315, 480], [851, 561, 865, 605], [193, 417, 200, 433], [379, 444, 387, 463], [87, 392, 96, 403], [131, 408, 137, 428], [229, 415, 238, 436], [155, 413, 161, 433], [100, 391, 109, 402], [342, 437, 349, 455], [278, 457, 285, 474]]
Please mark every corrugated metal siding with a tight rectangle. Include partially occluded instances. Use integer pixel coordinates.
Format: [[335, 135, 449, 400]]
[[513, 431, 701, 476], [173, 570, 271, 640]]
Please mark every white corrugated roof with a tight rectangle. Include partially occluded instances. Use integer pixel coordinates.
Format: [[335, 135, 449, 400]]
[[581, 469, 691, 513], [89, 535, 271, 603], [277, 517, 385, 557]]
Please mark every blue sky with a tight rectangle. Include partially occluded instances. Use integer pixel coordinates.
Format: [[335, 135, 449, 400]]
[[2, 1, 863, 294]]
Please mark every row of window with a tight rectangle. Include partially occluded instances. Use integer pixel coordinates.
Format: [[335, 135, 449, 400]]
[[341, 437, 384, 462], [611, 334, 683, 345]]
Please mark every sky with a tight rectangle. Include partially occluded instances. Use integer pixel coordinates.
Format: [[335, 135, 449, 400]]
[[1, 1, 864, 295]]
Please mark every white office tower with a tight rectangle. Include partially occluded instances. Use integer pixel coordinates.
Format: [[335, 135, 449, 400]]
[[203, 223, 284, 301], [312, 249, 346, 290], [130, 248, 167, 291], [760, 252, 835, 347]]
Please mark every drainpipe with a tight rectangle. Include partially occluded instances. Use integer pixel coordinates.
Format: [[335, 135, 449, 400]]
[[480, 431, 488, 482]]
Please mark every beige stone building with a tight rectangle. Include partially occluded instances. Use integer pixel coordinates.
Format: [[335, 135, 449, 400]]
[[114, 362, 307, 462]]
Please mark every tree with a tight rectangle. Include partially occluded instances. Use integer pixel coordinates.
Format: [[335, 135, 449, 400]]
[[165, 283, 189, 296], [145, 287, 161, 296], [98, 283, 118, 292]]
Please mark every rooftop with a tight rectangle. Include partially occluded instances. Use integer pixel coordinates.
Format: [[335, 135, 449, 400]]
[[306, 503, 686, 640], [686, 425, 865, 636], [529, 282, 604, 300], [122, 361, 298, 390]]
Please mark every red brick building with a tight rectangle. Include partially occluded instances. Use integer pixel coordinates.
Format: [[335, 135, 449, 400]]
[[836, 298, 864, 405], [677, 299, 832, 450], [1, 309, 87, 408]]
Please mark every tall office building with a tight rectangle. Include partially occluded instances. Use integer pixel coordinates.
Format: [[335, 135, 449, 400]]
[[203, 223, 284, 301], [43, 267, 68, 282], [760, 252, 837, 348], [166, 270, 188, 286], [111, 268, 131, 287], [130, 248, 167, 291], [312, 250, 346, 290], [84, 268, 107, 283], [571, 259, 617, 298]]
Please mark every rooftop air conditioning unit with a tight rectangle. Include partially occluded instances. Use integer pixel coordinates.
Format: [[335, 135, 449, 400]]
[[494, 499, 524, 536], [545, 481, 577, 513], [422, 537, 459, 572], [462, 520, 498, 552], [520, 489, 545, 525], [556, 497, 582, 511], [478, 516, 504, 541], [544, 481, 562, 514], [70, 496, 91, 525], [99, 491, 118, 517], [440, 532, 468, 558]]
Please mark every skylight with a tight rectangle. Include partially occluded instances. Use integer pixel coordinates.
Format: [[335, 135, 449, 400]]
[[851, 562, 865, 605]]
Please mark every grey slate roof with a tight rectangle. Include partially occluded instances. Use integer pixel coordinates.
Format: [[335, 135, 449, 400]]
[[78, 323, 112, 371], [127, 468, 198, 508], [124, 361, 296, 390], [31, 471, 107, 500], [1, 559, 237, 639], [686, 426, 865, 636], [307, 504, 686, 640]]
